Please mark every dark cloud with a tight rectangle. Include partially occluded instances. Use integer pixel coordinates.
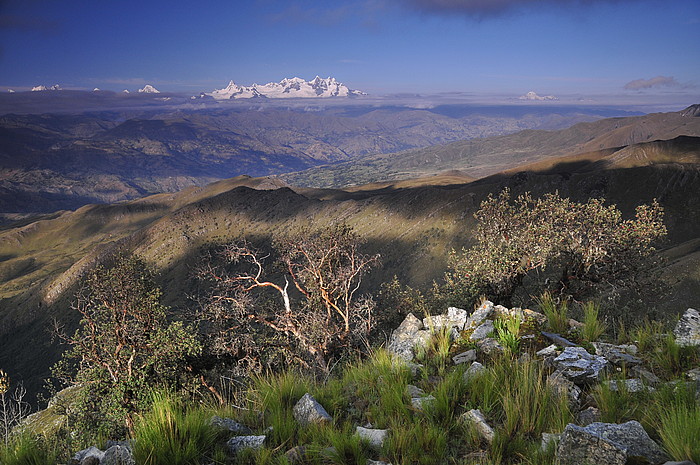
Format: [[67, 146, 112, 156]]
[[398, 0, 635, 18], [624, 76, 680, 90]]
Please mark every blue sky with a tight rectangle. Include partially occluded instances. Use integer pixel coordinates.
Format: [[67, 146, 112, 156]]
[[0, 0, 698, 106]]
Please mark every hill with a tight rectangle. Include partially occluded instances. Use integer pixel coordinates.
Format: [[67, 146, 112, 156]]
[[282, 105, 700, 187]]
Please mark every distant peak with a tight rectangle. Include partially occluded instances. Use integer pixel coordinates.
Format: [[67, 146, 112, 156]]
[[31, 84, 61, 92], [138, 84, 160, 94], [680, 104, 700, 117], [519, 91, 557, 101], [201, 76, 366, 100]]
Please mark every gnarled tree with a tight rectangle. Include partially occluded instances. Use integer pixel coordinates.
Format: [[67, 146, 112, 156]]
[[198, 224, 379, 373]]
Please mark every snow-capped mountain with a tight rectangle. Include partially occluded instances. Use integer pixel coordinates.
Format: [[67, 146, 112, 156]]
[[519, 91, 557, 101], [138, 85, 160, 94], [31, 84, 61, 91], [202, 76, 366, 100]]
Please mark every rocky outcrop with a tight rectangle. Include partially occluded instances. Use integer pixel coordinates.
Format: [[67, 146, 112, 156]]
[[674, 308, 700, 347], [387, 313, 431, 360], [557, 421, 669, 465]]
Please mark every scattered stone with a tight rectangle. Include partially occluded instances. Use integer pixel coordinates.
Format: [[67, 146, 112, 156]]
[[556, 421, 669, 465], [466, 301, 494, 329], [686, 367, 700, 382], [603, 378, 653, 393], [537, 344, 559, 357], [548, 371, 582, 407], [631, 366, 662, 386], [406, 384, 424, 398], [461, 409, 495, 443], [463, 361, 487, 382], [469, 320, 494, 341], [553, 346, 609, 385], [293, 393, 332, 426], [410, 395, 436, 411], [355, 426, 388, 449], [284, 445, 308, 463], [102, 444, 135, 465], [568, 318, 585, 331], [593, 342, 643, 366], [476, 337, 504, 355], [541, 432, 561, 452], [73, 447, 104, 465], [673, 308, 700, 347], [578, 406, 601, 426], [227, 435, 266, 453], [367, 460, 393, 465], [387, 313, 428, 360], [541, 331, 578, 348], [452, 349, 476, 365], [210, 415, 253, 434]]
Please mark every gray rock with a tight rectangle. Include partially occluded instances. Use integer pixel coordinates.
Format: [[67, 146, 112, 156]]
[[227, 435, 266, 453], [578, 406, 601, 426], [367, 460, 393, 465], [424, 307, 467, 332], [463, 361, 487, 382], [548, 371, 582, 407], [541, 331, 578, 348], [452, 349, 476, 365], [470, 320, 494, 341], [661, 462, 697, 465], [73, 447, 104, 464], [603, 378, 654, 393], [410, 395, 436, 411], [593, 342, 643, 366], [293, 393, 332, 426], [102, 444, 135, 465], [405, 361, 423, 378], [686, 367, 700, 382], [631, 366, 662, 386], [387, 313, 426, 360], [210, 415, 253, 434], [406, 384, 424, 398], [461, 409, 495, 443], [557, 421, 669, 465], [537, 344, 559, 357], [466, 301, 494, 329], [541, 432, 561, 452], [285, 445, 308, 463], [674, 308, 700, 347], [81, 457, 100, 465], [355, 426, 388, 449], [476, 337, 504, 355], [553, 346, 609, 385]]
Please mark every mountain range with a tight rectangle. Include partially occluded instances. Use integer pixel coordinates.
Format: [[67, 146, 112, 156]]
[[201, 76, 366, 100]]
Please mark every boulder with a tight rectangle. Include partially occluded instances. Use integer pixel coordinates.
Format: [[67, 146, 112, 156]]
[[387, 313, 427, 360], [210, 415, 253, 434], [452, 349, 476, 365], [410, 395, 436, 411], [424, 307, 467, 332], [227, 435, 266, 453], [593, 342, 643, 366], [293, 393, 332, 426], [469, 320, 494, 341], [355, 426, 388, 449], [553, 347, 609, 385], [461, 409, 495, 443], [476, 337, 504, 355], [556, 421, 669, 465], [466, 301, 494, 329], [674, 308, 700, 347], [463, 361, 487, 382], [102, 444, 135, 465], [73, 447, 104, 465]]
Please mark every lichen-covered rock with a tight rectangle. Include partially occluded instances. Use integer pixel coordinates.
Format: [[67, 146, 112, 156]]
[[293, 393, 332, 426], [602, 378, 653, 393], [593, 342, 643, 366], [578, 406, 601, 426], [387, 313, 426, 360], [541, 432, 561, 452], [469, 320, 494, 341], [406, 384, 424, 398], [461, 409, 495, 443], [355, 426, 388, 449], [547, 371, 582, 407], [102, 444, 135, 465], [476, 337, 504, 355], [210, 415, 253, 434], [227, 435, 266, 453], [452, 349, 476, 365], [466, 301, 494, 329], [73, 446, 104, 465], [553, 346, 609, 384], [410, 395, 436, 411], [674, 308, 700, 347], [463, 361, 487, 382], [557, 421, 669, 465], [424, 307, 467, 332]]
